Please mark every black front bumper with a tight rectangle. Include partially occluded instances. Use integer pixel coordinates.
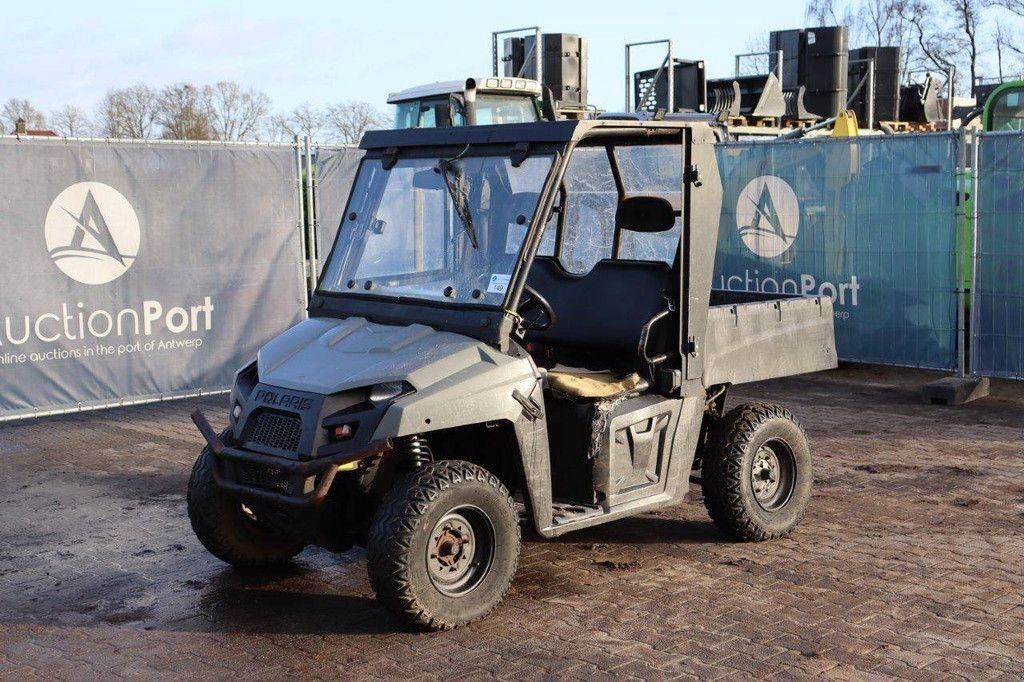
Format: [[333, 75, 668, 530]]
[[192, 410, 390, 507]]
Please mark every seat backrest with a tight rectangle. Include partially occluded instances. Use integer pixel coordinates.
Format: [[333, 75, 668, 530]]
[[525, 256, 671, 354]]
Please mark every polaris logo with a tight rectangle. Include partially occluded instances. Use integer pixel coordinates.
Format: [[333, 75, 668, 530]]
[[44, 182, 141, 285], [735, 176, 799, 259], [253, 389, 314, 411]]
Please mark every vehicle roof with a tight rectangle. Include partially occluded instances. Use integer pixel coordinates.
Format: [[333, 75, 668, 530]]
[[387, 77, 542, 103], [387, 81, 465, 103], [359, 119, 715, 150]]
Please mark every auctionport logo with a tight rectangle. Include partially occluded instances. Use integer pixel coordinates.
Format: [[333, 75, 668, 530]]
[[735, 176, 799, 258], [44, 182, 140, 285]]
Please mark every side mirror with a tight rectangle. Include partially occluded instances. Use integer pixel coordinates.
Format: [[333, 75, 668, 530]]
[[615, 196, 677, 233], [412, 167, 445, 190]]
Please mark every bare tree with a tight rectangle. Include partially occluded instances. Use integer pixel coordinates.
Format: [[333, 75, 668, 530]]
[[323, 101, 389, 144], [908, 1, 959, 77], [806, 0, 841, 23], [992, 0, 1024, 16], [947, 0, 984, 91], [49, 105, 93, 137], [740, 32, 770, 75], [989, 2, 1024, 78], [859, 0, 895, 45], [3, 98, 46, 131], [156, 83, 214, 140], [97, 85, 159, 139], [207, 81, 270, 141], [806, 0, 858, 31], [270, 102, 324, 141]]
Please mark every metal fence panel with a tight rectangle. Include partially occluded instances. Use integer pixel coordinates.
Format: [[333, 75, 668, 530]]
[[0, 138, 306, 420], [314, 145, 363, 270], [972, 131, 1024, 379], [715, 134, 960, 369]]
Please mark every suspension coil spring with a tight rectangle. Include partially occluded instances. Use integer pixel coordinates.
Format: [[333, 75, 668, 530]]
[[394, 435, 433, 469]]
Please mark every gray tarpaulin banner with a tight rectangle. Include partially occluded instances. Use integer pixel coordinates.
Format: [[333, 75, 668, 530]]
[[314, 145, 363, 268], [0, 138, 306, 420]]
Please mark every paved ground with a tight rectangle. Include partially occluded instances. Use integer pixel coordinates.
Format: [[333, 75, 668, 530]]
[[1, 365, 1022, 680]]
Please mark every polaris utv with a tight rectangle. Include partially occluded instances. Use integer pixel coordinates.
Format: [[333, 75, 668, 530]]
[[187, 118, 837, 631]]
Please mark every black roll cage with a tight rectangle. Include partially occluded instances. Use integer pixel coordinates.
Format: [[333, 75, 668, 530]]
[[309, 122, 699, 364]]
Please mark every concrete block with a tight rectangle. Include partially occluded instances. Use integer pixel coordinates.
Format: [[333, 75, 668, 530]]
[[921, 375, 990, 406]]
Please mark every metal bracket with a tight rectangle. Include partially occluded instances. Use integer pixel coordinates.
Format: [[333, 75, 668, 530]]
[[510, 142, 531, 168], [382, 146, 399, 171], [684, 164, 701, 187], [512, 387, 543, 421]]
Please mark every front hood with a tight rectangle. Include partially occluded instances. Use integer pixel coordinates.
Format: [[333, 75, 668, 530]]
[[256, 317, 504, 395]]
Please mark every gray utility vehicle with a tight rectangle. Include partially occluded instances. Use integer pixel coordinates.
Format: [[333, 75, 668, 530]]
[[188, 118, 837, 631]]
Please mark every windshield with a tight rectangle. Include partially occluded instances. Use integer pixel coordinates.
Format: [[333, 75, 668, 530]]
[[393, 97, 466, 129], [319, 152, 553, 306], [475, 94, 541, 125], [989, 88, 1024, 131]]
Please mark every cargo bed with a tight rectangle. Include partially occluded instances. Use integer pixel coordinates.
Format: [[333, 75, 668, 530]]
[[703, 291, 837, 386]]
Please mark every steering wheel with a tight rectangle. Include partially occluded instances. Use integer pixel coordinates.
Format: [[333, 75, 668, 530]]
[[518, 284, 556, 332]]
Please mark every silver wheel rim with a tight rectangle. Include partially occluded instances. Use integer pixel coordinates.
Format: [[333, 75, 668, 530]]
[[751, 439, 796, 512], [425, 506, 495, 597]]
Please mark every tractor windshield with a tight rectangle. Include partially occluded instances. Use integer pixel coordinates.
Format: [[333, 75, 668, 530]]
[[988, 86, 1024, 131], [319, 152, 553, 306]]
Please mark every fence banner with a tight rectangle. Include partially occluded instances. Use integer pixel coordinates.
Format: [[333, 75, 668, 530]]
[[715, 134, 960, 369], [0, 138, 306, 420], [972, 132, 1024, 379], [314, 145, 363, 269]]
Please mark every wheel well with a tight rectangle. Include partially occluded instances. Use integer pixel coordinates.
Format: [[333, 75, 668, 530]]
[[424, 421, 526, 498]]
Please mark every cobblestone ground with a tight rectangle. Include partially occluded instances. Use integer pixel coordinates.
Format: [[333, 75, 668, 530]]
[[1, 365, 1022, 680]]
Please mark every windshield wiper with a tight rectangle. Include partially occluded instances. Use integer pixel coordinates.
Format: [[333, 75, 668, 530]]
[[437, 158, 478, 249]]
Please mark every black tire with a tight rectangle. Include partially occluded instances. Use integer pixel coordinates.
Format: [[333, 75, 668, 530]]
[[367, 460, 521, 631], [702, 402, 812, 541], [186, 447, 305, 567]]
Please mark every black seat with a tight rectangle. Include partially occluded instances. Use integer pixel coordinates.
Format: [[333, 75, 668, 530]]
[[524, 195, 681, 384], [526, 256, 671, 357]]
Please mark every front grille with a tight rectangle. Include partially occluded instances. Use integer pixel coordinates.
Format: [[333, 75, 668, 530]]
[[247, 411, 302, 452], [237, 462, 291, 493]]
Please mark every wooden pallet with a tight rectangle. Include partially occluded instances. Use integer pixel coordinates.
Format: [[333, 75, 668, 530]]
[[877, 120, 911, 132], [781, 118, 818, 129], [726, 116, 779, 128]]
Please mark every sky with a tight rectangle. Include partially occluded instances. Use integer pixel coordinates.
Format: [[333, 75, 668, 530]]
[[2, 0, 808, 118]]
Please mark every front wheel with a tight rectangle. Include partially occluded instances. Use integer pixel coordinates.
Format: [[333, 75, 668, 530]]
[[701, 402, 812, 541], [367, 460, 521, 631], [187, 448, 305, 567]]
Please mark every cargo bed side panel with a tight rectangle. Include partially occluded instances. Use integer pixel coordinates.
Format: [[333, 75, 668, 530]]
[[703, 295, 838, 386]]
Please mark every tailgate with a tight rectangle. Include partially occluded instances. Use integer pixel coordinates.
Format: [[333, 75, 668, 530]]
[[703, 295, 838, 386]]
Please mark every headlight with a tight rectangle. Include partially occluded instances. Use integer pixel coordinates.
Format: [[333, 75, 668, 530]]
[[236, 360, 258, 397], [368, 381, 413, 404]]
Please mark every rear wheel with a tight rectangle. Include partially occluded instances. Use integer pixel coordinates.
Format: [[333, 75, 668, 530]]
[[367, 460, 520, 631], [187, 447, 305, 567], [701, 402, 812, 541]]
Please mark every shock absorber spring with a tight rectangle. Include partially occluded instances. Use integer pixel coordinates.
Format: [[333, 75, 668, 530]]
[[394, 435, 433, 469]]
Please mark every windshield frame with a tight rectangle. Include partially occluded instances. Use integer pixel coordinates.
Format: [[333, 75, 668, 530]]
[[312, 141, 565, 344]]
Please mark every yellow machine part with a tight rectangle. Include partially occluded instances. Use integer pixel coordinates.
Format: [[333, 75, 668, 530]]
[[831, 110, 860, 137]]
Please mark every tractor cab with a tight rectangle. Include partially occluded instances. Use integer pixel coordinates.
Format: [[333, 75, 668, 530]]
[[983, 81, 1024, 131], [388, 77, 545, 128]]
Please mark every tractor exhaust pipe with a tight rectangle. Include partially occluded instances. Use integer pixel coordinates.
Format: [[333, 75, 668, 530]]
[[464, 78, 478, 126]]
